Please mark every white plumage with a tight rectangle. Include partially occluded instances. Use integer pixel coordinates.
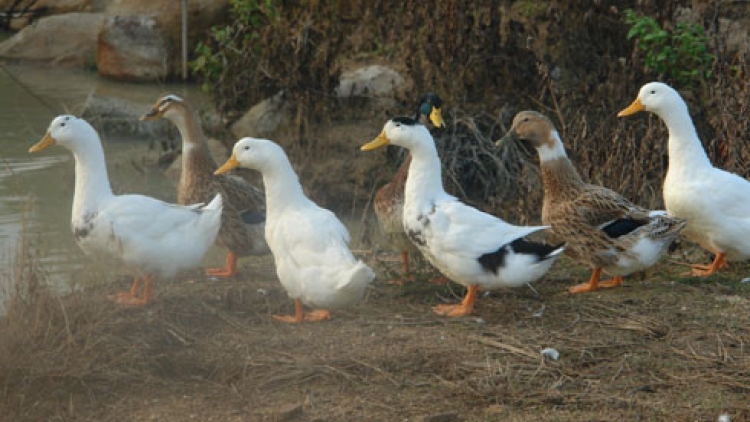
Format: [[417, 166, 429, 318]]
[[216, 137, 374, 322], [362, 117, 564, 317], [619, 82, 750, 276], [29, 115, 222, 305]]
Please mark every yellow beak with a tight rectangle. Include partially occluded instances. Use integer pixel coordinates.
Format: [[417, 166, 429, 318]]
[[29, 132, 56, 153], [617, 98, 645, 117], [360, 131, 390, 151], [215, 154, 240, 175], [430, 107, 446, 128]]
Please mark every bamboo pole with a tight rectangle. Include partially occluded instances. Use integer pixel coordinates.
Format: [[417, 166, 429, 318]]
[[182, 0, 188, 80]]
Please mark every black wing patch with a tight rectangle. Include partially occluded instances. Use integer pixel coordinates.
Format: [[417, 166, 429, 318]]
[[392, 116, 419, 126], [241, 210, 266, 225], [478, 238, 563, 275], [601, 218, 647, 239]]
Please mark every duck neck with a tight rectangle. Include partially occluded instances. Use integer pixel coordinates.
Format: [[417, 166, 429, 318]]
[[261, 158, 308, 215], [659, 103, 712, 172], [169, 111, 217, 180], [70, 137, 113, 218], [403, 141, 445, 209], [537, 131, 585, 198]]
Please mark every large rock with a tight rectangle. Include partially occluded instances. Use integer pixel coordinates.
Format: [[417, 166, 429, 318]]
[[81, 93, 171, 139], [0, 12, 105, 67], [336, 65, 406, 98], [230, 92, 289, 139], [102, 0, 230, 79], [97, 16, 169, 81]]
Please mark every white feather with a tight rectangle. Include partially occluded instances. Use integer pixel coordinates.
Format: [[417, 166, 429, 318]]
[[231, 138, 374, 309]]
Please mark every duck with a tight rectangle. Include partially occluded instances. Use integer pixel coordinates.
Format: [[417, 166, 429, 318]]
[[618, 81, 750, 276], [499, 111, 685, 293], [215, 137, 375, 323], [362, 117, 565, 317], [374, 92, 446, 284], [141, 94, 269, 278], [29, 115, 222, 306]]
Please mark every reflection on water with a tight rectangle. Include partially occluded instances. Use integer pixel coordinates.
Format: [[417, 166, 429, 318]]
[[0, 64, 204, 303]]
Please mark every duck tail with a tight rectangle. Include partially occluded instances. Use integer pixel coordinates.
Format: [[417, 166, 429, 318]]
[[335, 260, 375, 296], [203, 193, 223, 211], [650, 214, 687, 239], [545, 242, 567, 260], [198, 193, 223, 242]]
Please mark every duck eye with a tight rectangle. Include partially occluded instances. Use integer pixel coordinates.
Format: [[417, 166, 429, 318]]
[[243, 146, 250, 150], [650, 90, 656, 94], [60, 123, 66, 127]]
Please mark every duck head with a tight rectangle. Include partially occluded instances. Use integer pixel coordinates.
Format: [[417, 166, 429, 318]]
[[618, 82, 684, 117], [30, 115, 98, 153], [140, 94, 189, 121], [361, 117, 433, 152], [416, 92, 446, 128], [215, 137, 284, 175], [498, 111, 557, 149]]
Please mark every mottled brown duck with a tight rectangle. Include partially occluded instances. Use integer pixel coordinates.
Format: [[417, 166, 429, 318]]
[[499, 111, 685, 294], [142, 95, 269, 278]]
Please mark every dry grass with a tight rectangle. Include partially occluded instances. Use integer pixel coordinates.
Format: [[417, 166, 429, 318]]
[[1, 230, 750, 421]]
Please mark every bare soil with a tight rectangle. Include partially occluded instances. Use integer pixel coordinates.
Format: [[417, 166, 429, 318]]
[[2, 243, 749, 422]]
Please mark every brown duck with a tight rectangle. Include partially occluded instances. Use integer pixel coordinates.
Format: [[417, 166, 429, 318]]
[[141, 95, 269, 277], [499, 111, 685, 293]]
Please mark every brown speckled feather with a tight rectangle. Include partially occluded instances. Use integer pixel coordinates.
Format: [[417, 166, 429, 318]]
[[178, 144, 268, 256], [506, 110, 685, 273], [142, 94, 271, 259], [374, 155, 420, 255]]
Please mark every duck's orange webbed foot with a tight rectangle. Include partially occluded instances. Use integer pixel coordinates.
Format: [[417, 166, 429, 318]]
[[568, 269, 623, 294], [683, 253, 727, 277], [206, 251, 238, 278], [109, 276, 153, 307], [598, 276, 624, 289], [273, 300, 330, 323], [432, 285, 478, 317], [432, 303, 473, 317], [303, 310, 331, 322]]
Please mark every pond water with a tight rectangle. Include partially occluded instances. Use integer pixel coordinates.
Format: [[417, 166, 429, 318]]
[[0, 64, 206, 304]]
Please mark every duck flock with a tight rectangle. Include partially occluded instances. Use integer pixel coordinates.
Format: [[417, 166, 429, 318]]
[[27, 81, 750, 322]]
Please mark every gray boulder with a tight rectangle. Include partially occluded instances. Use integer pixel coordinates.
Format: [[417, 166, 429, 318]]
[[0, 12, 105, 67], [97, 15, 169, 81], [230, 91, 289, 139]]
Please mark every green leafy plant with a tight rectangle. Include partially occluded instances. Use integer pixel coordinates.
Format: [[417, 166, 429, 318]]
[[624, 9, 713, 85]]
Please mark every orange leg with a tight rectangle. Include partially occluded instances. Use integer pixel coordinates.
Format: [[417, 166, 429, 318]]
[[432, 284, 478, 317], [685, 252, 727, 277], [273, 299, 331, 323], [568, 268, 624, 294], [115, 275, 154, 306], [387, 251, 414, 285], [206, 250, 239, 278], [110, 277, 141, 300]]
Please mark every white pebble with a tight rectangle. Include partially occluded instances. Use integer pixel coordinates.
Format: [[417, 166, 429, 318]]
[[541, 347, 560, 361]]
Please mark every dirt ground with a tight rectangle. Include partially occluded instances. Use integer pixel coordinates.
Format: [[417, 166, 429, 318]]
[[2, 239, 750, 422]]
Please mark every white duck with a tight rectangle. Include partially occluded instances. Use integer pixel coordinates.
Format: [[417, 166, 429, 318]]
[[29, 115, 222, 306], [619, 82, 750, 276], [215, 137, 375, 323], [362, 117, 565, 317]]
